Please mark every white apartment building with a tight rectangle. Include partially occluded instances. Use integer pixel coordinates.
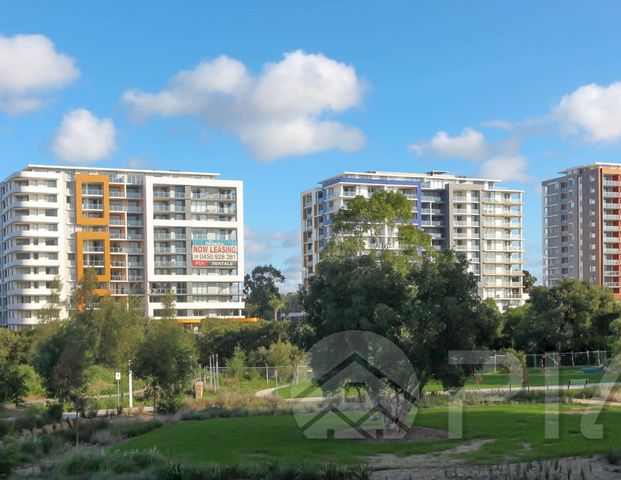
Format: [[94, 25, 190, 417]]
[[0, 164, 244, 330], [302, 171, 525, 311]]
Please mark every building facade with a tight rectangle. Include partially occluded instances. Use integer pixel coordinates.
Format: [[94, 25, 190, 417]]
[[302, 171, 525, 310], [542, 163, 621, 298], [0, 165, 244, 330]]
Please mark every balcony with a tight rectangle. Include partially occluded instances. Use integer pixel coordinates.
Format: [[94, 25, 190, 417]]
[[82, 188, 103, 196]]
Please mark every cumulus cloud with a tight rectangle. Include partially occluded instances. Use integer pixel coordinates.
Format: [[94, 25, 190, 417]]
[[50, 109, 117, 163], [0, 34, 79, 114], [408, 128, 488, 160], [122, 50, 366, 160], [410, 128, 529, 182], [555, 82, 621, 142], [477, 154, 529, 182]]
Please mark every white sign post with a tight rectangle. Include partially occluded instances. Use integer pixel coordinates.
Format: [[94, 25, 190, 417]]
[[128, 360, 133, 412], [115, 372, 121, 411]]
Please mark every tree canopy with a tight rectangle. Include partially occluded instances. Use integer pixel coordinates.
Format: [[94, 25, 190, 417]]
[[243, 265, 285, 319], [327, 190, 431, 258], [502, 279, 621, 352]]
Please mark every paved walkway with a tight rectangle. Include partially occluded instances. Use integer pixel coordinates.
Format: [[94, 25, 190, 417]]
[[272, 381, 621, 403], [255, 385, 289, 398]]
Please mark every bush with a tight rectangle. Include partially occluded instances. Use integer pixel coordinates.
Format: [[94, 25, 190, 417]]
[[112, 419, 163, 439], [18, 364, 46, 399], [0, 440, 20, 479], [58, 417, 110, 444], [59, 449, 165, 476], [607, 449, 621, 465], [46, 402, 64, 422]]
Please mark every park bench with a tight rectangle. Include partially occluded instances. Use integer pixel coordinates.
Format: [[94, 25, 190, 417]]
[[567, 379, 588, 389]]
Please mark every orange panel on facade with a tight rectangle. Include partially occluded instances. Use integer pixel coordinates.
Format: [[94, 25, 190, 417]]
[[75, 173, 110, 225], [76, 230, 111, 283]]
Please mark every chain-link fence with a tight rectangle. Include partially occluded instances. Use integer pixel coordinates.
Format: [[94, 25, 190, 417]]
[[199, 365, 313, 391], [486, 350, 611, 371]]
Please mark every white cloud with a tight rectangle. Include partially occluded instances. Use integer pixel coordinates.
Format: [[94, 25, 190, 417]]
[[410, 128, 529, 182], [481, 119, 513, 130], [0, 34, 79, 114], [122, 50, 366, 160], [50, 109, 117, 163], [244, 226, 301, 292], [555, 82, 621, 142], [477, 154, 529, 182], [409, 128, 488, 160]]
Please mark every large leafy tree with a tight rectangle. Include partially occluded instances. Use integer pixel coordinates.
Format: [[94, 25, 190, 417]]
[[243, 265, 285, 319], [328, 190, 431, 258], [32, 322, 94, 415], [522, 270, 537, 293], [508, 279, 621, 352], [88, 297, 147, 369], [37, 276, 64, 323], [301, 251, 499, 431], [133, 322, 198, 413]]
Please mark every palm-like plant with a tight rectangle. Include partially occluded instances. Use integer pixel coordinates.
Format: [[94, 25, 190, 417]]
[[268, 296, 285, 321]]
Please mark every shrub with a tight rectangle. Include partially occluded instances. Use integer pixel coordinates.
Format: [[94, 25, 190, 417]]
[[18, 364, 46, 399], [112, 419, 164, 439], [607, 449, 621, 465], [0, 440, 20, 479], [45, 402, 64, 422]]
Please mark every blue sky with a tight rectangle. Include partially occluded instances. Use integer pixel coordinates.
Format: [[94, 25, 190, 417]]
[[2, 1, 621, 290]]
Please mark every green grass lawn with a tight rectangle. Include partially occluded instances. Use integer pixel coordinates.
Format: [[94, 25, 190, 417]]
[[117, 404, 621, 465], [276, 366, 610, 398]]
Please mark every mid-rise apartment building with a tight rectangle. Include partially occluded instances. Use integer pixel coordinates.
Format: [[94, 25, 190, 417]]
[[302, 171, 525, 310], [542, 163, 621, 298], [0, 165, 244, 330]]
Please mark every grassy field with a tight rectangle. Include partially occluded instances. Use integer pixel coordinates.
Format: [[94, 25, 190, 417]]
[[276, 366, 611, 398], [117, 404, 621, 465]]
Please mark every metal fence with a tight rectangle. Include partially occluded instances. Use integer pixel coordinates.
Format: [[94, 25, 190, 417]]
[[199, 365, 313, 391], [488, 350, 611, 370]]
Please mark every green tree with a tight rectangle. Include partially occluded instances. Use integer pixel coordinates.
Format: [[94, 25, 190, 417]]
[[522, 270, 537, 293], [133, 322, 198, 413], [89, 297, 147, 369], [268, 296, 285, 321], [198, 319, 288, 364], [160, 291, 177, 321], [225, 346, 246, 381], [32, 322, 94, 415], [0, 329, 18, 363], [327, 190, 431, 258], [243, 265, 285, 319], [37, 275, 64, 323], [524, 280, 620, 352], [70, 268, 100, 317], [302, 251, 499, 431], [0, 363, 27, 406]]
